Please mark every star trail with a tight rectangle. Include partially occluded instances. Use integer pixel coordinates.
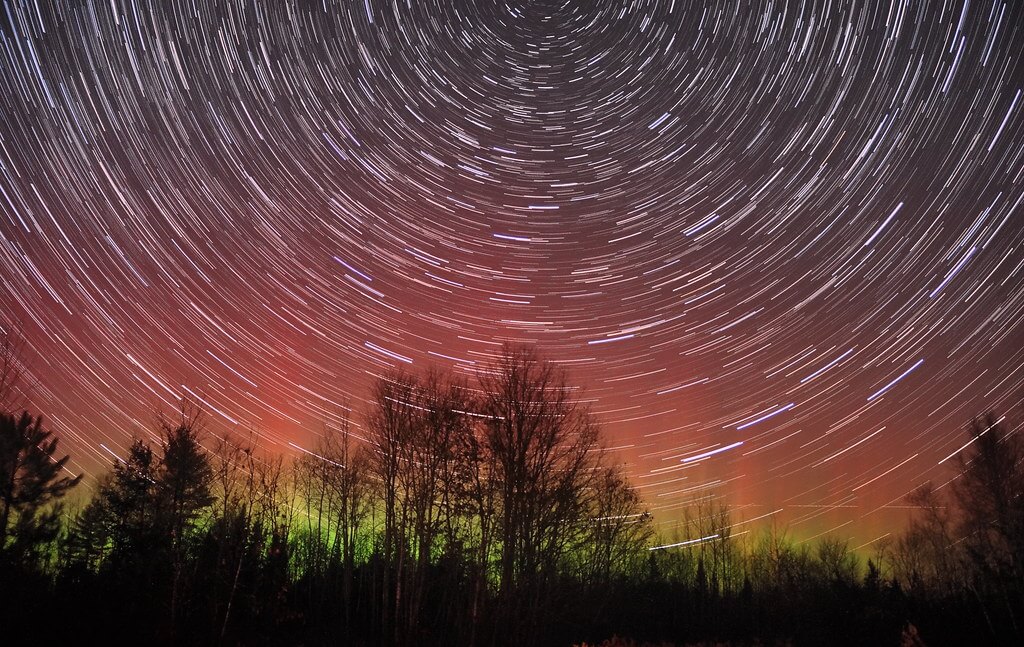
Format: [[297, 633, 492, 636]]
[[1, 0, 1023, 544]]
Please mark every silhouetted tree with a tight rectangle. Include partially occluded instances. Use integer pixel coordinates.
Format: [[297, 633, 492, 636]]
[[892, 482, 962, 596], [952, 412, 1024, 636], [816, 536, 859, 586], [158, 405, 215, 550], [478, 344, 603, 640], [453, 378, 499, 645], [64, 490, 114, 572], [156, 403, 214, 635], [397, 369, 471, 642], [293, 409, 370, 636], [367, 369, 421, 644], [584, 465, 652, 585], [67, 438, 159, 580], [324, 413, 371, 634], [365, 368, 477, 643], [0, 411, 80, 565], [207, 428, 261, 639], [889, 409, 1024, 644]]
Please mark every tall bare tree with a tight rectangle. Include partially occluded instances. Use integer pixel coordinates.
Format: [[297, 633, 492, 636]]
[[366, 369, 422, 643], [952, 412, 1024, 634], [477, 344, 602, 637], [953, 413, 1024, 579], [585, 464, 652, 585], [892, 482, 963, 595], [366, 368, 476, 642], [294, 409, 370, 629]]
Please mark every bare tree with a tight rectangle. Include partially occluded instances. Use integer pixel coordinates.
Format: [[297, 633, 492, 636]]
[[748, 518, 802, 594], [683, 496, 741, 597], [951, 412, 1024, 634], [400, 369, 472, 638], [585, 464, 652, 585], [366, 368, 476, 642], [294, 409, 371, 629], [815, 535, 859, 585], [210, 426, 271, 640], [325, 414, 371, 630], [477, 344, 602, 637], [892, 482, 963, 595], [366, 369, 422, 643], [952, 413, 1024, 581], [452, 382, 498, 645]]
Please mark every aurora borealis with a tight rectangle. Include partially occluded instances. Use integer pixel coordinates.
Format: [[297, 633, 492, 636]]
[[1, 0, 1022, 545]]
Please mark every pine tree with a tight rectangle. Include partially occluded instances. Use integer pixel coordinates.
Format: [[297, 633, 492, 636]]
[[156, 406, 214, 635], [92, 439, 159, 569], [158, 414, 214, 550], [0, 411, 81, 565]]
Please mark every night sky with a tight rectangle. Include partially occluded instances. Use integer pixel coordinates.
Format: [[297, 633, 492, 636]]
[[2, 0, 1023, 546]]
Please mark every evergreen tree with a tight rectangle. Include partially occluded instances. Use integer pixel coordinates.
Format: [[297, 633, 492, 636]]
[[158, 414, 214, 550], [156, 405, 214, 635], [0, 411, 80, 564], [72, 439, 159, 572]]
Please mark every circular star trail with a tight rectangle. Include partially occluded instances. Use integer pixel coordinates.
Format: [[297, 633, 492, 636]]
[[2, 0, 1023, 542]]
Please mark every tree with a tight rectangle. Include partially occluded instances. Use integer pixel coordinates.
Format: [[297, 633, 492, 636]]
[[688, 496, 741, 596], [366, 369, 421, 643], [585, 465, 653, 585], [0, 411, 81, 564], [453, 378, 499, 646], [890, 410, 1024, 642], [365, 368, 474, 643], [892, 482, 962, 595], [293, 409, 370, 631], [400, 369, 473, 640], [815, 535, 859, 586], [157, 404, 215, 548], [68, 438, 159, 574], [477, 344, 603, 637], [953, 413, 1024, 578], [951, 412, 1024, 634], [64, 490, 114, 572], [207, 428, 263, 640], [66, 402, 216, 638], [319, 412, 371, 632]]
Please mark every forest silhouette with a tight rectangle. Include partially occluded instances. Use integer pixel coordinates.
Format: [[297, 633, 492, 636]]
[[0, 338, 1021, 646]]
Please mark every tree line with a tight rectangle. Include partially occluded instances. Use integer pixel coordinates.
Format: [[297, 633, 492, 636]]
[[0, 338, 1021, 646]]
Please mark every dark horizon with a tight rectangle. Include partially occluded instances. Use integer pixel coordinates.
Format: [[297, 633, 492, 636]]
[[1, 344, 1022, 646]]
